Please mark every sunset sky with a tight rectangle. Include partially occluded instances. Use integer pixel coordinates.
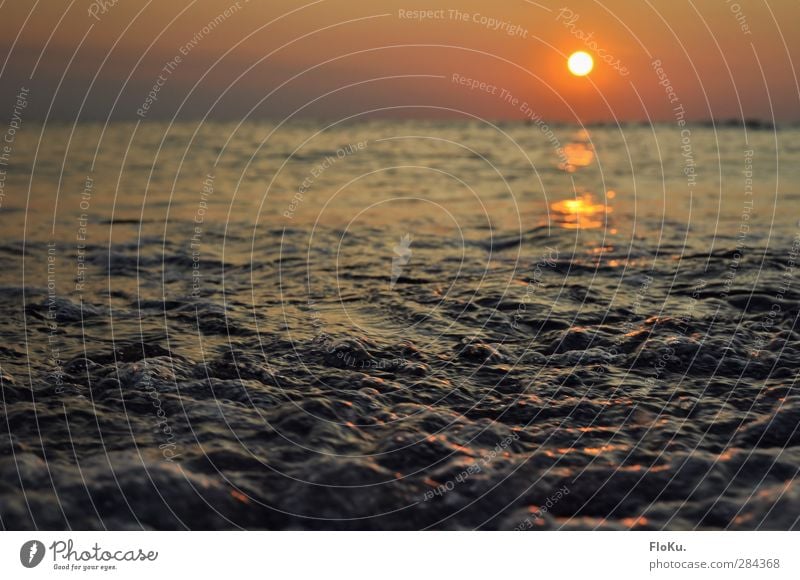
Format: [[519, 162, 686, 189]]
[[1, 0, 798, 122]]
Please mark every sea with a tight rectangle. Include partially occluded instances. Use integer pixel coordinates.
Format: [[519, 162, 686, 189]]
[[1, 119, 799, 529]]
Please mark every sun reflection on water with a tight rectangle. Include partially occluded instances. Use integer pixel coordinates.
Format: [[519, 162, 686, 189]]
[[550, 192, 613, 229], [558, 142, 595, 173]]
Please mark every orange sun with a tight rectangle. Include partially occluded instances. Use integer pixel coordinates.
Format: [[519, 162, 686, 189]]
[[567, 51, 594, 76]]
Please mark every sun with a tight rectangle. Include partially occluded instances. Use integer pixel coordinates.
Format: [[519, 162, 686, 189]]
[[567, 51, 594, 76]]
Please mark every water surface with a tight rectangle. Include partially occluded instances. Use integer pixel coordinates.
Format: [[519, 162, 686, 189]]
[[1, 120, 798, 529]]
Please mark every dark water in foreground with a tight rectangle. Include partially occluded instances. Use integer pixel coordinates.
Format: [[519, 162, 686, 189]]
[[1, 121, 799, 529]]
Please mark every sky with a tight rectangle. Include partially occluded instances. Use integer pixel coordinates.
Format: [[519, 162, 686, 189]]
[[0, 0, 798, 123]]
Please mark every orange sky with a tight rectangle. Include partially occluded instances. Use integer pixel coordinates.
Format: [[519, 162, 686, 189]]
[[1, 0, 798, 122]]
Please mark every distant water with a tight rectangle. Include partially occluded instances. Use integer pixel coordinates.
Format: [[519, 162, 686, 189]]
[[1, 120, 799, 529]]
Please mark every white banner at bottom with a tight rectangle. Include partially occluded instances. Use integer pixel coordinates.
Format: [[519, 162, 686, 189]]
[[0, 531, 797, 579]]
